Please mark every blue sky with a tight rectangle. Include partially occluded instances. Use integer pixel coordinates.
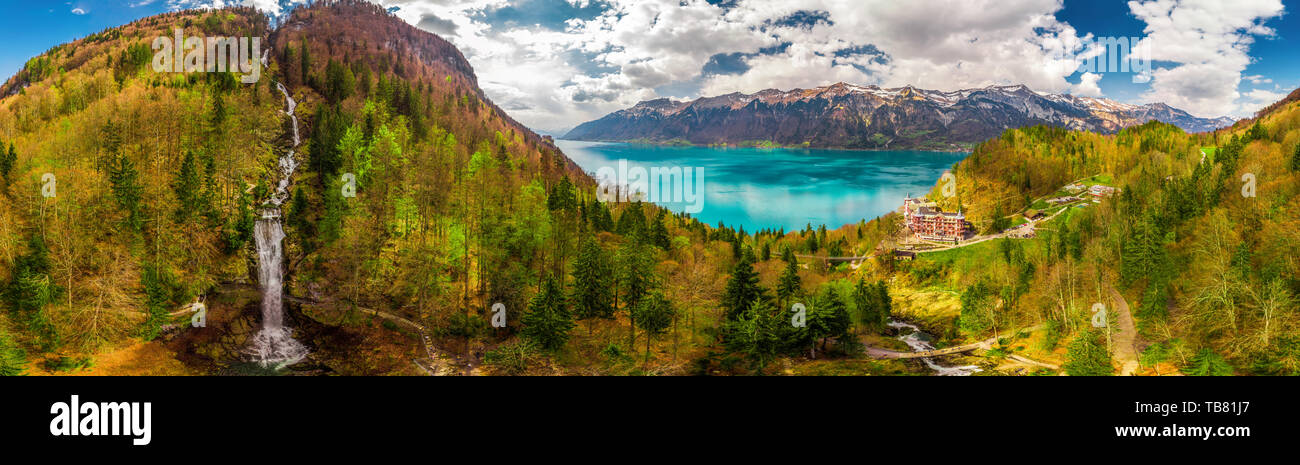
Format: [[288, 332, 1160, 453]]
[[2, 0, 1295, 132]]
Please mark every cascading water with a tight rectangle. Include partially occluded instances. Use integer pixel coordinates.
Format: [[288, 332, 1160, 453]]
[[888, 320, 982, 376], [244, 80, 308, 368]]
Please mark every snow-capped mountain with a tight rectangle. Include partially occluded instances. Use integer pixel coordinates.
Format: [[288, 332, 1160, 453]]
[[563, 82, 1235, 150]]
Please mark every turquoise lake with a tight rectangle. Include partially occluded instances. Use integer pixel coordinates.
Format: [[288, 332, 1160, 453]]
[[555, 140, 970, 231]]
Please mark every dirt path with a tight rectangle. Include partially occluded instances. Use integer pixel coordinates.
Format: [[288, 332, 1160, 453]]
[[1105, 283, 1140, 376]]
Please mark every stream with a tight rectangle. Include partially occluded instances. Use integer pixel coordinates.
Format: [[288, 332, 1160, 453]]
[[888, 320, 982, 376]]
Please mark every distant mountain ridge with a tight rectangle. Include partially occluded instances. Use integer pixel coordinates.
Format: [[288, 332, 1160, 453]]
[[563, 82, 1235, 150]]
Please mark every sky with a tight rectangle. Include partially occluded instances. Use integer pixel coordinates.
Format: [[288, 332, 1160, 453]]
[[1, 0, 1295, 134]]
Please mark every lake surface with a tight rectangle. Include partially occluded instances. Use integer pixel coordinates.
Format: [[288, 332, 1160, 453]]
[[555, 140, 969, 231]]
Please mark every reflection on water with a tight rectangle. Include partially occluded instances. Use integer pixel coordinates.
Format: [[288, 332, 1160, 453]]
[[555, 140, 969, 231]]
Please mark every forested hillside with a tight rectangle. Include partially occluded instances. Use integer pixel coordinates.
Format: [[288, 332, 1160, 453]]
[[0, 1, 903, 376], [908, 94, 1300, 375]]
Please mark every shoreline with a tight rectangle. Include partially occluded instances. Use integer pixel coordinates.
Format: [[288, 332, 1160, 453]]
[[558, 137, 976, 154]]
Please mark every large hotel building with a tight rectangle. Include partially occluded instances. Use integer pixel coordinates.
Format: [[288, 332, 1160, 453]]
[[903, 195, 970, 242]]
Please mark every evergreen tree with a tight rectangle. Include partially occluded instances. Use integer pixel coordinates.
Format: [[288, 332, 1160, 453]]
[[299, 38, 311, 85], [520, 275, 574, 352], [4, 233, 62, 350], [615, 201, 645, 236], [547, 176, 577, 211], [775, 255, 801, 308], [807, 286, 851, 356], [570, 234, 614, 331], [854, 278, 887, 333], [722, 250, 763, 321], [0, 141, 13, 181], [1291, 143, 1300, 172], [632, 291, 675, 363], [1182, 348, 1233, 376], [173, 150, 202, 222], [648, 211, 671, 250], [1063, 329, 1112, 376], [958, 281, 994, 336], [108, 154, 143, 232], [723, 296, 782, 373]]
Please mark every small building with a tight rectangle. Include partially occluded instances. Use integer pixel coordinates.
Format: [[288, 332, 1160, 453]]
[[893, 250, 916, 261], [1088, 184, 1118, 199]]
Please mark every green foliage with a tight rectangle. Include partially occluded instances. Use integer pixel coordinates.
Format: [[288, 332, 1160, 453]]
[[617, 235, 656, 311], [808, 286, 851, 351], [615, 201, 646, 236], [647, 211, 671, 250], [722, 297, 783, 373], [173, 150, 202, 223], [0, 142, 15, 181], [1181, 348, 1233, 376], [520, 275, 574, 352], [4, 233, 62, 351], [139, 261, 182, 341], [570, 234, 614, 322], [775, 254, 801, 307], [1140, 342, 1169, 371], [483, 341, 537, 375], [108, 153, 144, 232], [323, 59, 356, 104], [1291, 143, 1300, 172], [0, 329, 28, 376], [633, 291, 674, 336], [1063, 329, 1112, 376], [722, 251, 763, 321], [546, 176, 577, 211], [853, 278, 890, 334], [958, 281, 994, 336]]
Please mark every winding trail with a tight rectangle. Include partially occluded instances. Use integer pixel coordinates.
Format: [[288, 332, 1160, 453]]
[[1105, 283, 1140, 376]]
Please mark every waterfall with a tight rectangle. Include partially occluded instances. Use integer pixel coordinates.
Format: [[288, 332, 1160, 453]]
[[244, 81, 308, 368]]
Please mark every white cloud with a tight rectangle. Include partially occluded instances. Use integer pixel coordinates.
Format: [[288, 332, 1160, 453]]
[[163, 0, 1282, 128], [1071, 72, 1104, 97], [1128, 0, 1285, 117], [363, 0, 1118, 130], [71, 7, 88, 15]]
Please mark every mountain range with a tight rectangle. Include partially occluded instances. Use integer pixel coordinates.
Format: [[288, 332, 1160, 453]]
[[563, 82, 1236, 150]]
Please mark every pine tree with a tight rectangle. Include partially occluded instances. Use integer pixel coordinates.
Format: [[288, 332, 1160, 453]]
[[4, 233, 62, 350], [853, 278, 887, 333], [1182, 348, 1233, 376], [570, 234, 614, 331], [615, 201, 645, 236], [807, 286, 850, 357], [520, 275, 575, 351], [632, 291, 674, 363], [723, 296, 782, 373], [775, 255, 801, 309], [1291, 143, 1300, 172], [299, 38, 312, 85], [1063, 329, 1112, 376], [108, 154, 143, 232], [173, 150, 201, 222], [958, 281, 994, 336], [722, 250, 763, 321], [0, 141, 13, 181], [648, 211, 671, 250]]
